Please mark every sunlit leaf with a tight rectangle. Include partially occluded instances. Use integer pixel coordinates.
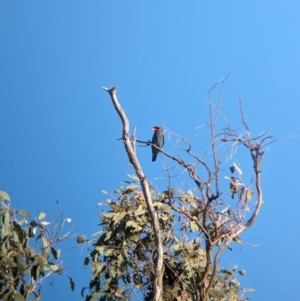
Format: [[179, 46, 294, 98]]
[[38, 212, 46, 220], [233, 162, 243, 175], [220, 269, 233, 276], [0, 191, 10, 201], [104, 231, 112, 241], [42, 237, 49, 248], [126, 184, 138, 191], [127, 174, 140, 181], [246, 189, 254, 200], [229, 279, 239, 287], [180, 195, 192, 202], [134, 206, 146, 216], [104, 249, 112, 256], [41, 221, 51, 226], [95, 246, 104, 255], [233, 235, 242, 244], [17, 210, 30, 217], [190, 220, 199, 232], [56, 249, 61, 260], [126, 220, 138, 229], [66, 218, 72, 223], [0, 209, 7, 216], [187, 190, 194, 197], [169, 244, 180, 252], [160, 213, 169, 221], [116, 285, 126, 294], [103, 212, 115, 218], [239, 270, 246, 276], [92, 230, 104, 237], [49, 263, 59, 272], [101, 190, 108, 194], [113, 212, 127, 225]]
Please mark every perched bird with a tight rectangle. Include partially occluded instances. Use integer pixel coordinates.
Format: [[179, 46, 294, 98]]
[[151, 126, 164, 162]]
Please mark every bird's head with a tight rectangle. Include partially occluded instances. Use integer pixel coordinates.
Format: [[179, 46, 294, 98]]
[[152, 126, 162, 132]]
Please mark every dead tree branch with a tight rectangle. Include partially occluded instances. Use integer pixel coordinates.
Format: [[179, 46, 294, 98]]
[[103, 86, 164, 301]]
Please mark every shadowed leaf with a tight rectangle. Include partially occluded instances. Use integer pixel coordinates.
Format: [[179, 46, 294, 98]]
[[77, 235, 87, 244]]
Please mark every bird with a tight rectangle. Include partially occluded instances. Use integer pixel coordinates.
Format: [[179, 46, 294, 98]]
[[151, 126, 164, 162]]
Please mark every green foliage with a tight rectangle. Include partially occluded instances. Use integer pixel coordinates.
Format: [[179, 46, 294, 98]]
[[0, 193, 74, 301], [83, 177, 252, 301]]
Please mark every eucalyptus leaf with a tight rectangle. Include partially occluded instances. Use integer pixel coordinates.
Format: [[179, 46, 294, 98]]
[[87, 291, 101, 301], [246, 189, 254, 200], [190, 220, 199, 232], [0, 191, 10, 201], [232, 235, 242, 244], [76, 235, 86, 244], [69, 276, 75, 291], [17, 210, 31, 217], [134, 206, 146, 216], [51, 247, 58, 260], [38, 212, 46, 220], [127, 174, 140, 181], [14, 292, 23, 301], [233, 162, 243, 175], [92, 230, 104, 237], [126, 184, 139, 191], [48, 263, 59, 272], [84, 256, 90, 268]]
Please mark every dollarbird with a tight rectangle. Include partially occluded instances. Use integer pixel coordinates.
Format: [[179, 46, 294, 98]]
[[151, 126, 164, 162]]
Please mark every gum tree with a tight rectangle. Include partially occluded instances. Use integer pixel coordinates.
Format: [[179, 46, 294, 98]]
[[0, 192, 75, 301], [83, 81, 272, 301]]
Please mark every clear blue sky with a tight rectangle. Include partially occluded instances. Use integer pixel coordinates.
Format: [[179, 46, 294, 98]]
[[1, 1, 299, 300]]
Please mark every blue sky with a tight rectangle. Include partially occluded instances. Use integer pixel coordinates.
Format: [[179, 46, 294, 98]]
[[1, 1, 300, 300]]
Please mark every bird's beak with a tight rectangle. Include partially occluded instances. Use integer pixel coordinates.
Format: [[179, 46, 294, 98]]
[[152, 127, 156, 131]]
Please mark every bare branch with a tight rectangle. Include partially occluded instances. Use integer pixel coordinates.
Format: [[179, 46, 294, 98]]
[[103, 86, 164, 301]]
